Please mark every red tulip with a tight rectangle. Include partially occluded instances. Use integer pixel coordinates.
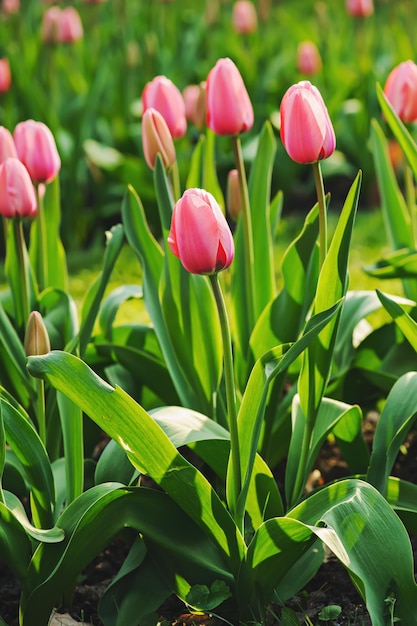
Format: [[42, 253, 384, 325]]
[[206, 58, 254, 135], [0, 58, 11, 93], [346, 0, 374, 17], [232, 1, 258, 34], [142, 108, 176, 170], [0, 126, 17, 163], [296, 41, 322, 76], [142, 76, 187, 139], [58, 7, 83, 43], [0, 158, 37, 219], [168, 188, 234, 275], [280, 81, 335, 164], [14, 120, 61, 184], [384, 60, 417, 124]]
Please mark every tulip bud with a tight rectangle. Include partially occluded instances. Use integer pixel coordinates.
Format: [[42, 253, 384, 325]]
[[0, 58, 11, 93], [168, 188, 234, 275], [183, 85, 200, 122], [183, 82, 206, 130], [206, 58, 254, 136], [142, 108, 176, 170], [280, 81, 335, 164], [226, 169, 242, 220], [0, 158, 37, 219], [296, 41, 322, 76], [0, 126, 18, 163], [14, 120, 61, 184], [41, 6, 61, 44], [58, 7, 83, 44], [1, 0, 19, 15], [384, 60, 417, 124], [232, 1, 258, 34], [142, 75, 187, 139], [346, 0, 374, 17], [24, 311, 51, 357]]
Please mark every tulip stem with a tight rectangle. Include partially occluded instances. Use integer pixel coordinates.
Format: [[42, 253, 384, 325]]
[[209, 273, 242, 530], [36, 184, 48, 291], [13, 217, 30, 330], [169, 161, 181, 202], [232, 135, 256, 332], [36, 379, 46, 446], [404, 164, 417, 247], [312, 161, 327, 269]]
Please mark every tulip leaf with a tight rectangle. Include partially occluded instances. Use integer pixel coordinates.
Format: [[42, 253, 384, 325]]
[[376, 289, 417, 350], [186, 130, 225, 211], [98, 284, 143, 339], [0, 498, 32, 583]]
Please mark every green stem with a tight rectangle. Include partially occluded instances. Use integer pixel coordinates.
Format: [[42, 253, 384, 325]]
[[13, 217, 30, 329], [36, 379, 46, 447], [36, 184, 48, 291], [232, 135, 256, 331], [312, 161, 327, 269], [209, 273, 242, 530], [169, 160, 181, 202], [404, 164, 416, 247]]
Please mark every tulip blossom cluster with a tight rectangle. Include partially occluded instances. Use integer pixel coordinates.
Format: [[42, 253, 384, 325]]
[[384, 60, 417, 124], [280, 81, 336, 164], [41, 6, 83, 44], [0, 120, 60, 219]]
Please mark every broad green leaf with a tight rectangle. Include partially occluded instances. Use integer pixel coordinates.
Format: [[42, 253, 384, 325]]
[[39, 288, 79, 350], [289, 479, 417, 625], [365, 248, 417, 279], [98, 284, 143, 339], [4, 491, 63, 544], [0, 498, 32, 583], [95, 438, 138, 486], [376, 289, 417, 350], [386, 476, 417, 533], [367, 371, 417, 495], [27, 351, 246, 569]]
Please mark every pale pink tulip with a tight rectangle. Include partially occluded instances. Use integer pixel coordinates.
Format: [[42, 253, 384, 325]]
[[58, 7, 83, 43], [142, 108, 176, 170], [296, 41, 322, 76], [0, 158, 37, 218], [384, 60, 417, 124], [280, 81, 335, 164], [41, 7, 61, 44], [142, 76, 186, 139], [206, 58, 253, 135], [168, 188, 234, 275], [14, 120, 61, 184], [346, 0, 374, 17], [0, 126, 17, 163], [1, 0, 20, 14], [232, 1, 258, 34]]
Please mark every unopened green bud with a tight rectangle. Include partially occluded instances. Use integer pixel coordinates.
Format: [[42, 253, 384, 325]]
[[24, 311, 51, 356]]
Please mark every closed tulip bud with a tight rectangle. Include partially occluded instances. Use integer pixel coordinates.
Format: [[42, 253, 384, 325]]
[[0, 158, 37, 219], [168, 188, 234, 275], [1, 0, 19, 15], [232, 1, 258, 34], [280, 81, 336, 164], [0, 126, 18, 163], [24, 311, 51, 357], [14, 120, 61, 184], [142, 108, 176, 170], [183, 82, 206, 130], [346, 0, 374, 17], [226, 169, 242, 220], [384, 60, 417, 124], [183, 85, 200, 122], [206, 58, 254, 135], [296, 41, 322, 76], [58, 7, 83, 44], [142, 75, 187, 139], [0, 58, 11, 93], [41, 6, 61, 44]]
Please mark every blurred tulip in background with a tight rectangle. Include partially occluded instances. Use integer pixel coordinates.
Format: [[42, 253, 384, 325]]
[[232, 0, 258, 34], [1, 0, 19, 14], [346, 0, 374, 17], [0, 126, 17, 163], [0, 58, 11, 93], [58, 7, 84, 44], [296, 41, 322, 76]]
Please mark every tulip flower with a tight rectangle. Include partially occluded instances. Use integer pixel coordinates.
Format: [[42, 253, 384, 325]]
[[14, 119, 61, 184], [384, 60, 417, 124], [0, 58, 11, 93], [0, 126, 18, 163], [206, 58, 254, 135], [142, 76, 187, 139], [346, 0, 374, 17], [142, 108, 176, 170], [58, 7, 83, 44], [183, 85, 200, 122], [168, 188, 234, 275], [232, 1, 258, 34], [280, 81, 335, 164], [1, 0, 19, 15], [40, 6, 61, 44], [226, 169, 242, 220], [296, 41, 322, 76], [24, 311, 51, 357], [183, 82, 206, 130], [0, 158, 37, 219]]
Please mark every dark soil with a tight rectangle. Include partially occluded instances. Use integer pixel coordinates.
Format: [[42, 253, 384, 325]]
[[1, 425, 416, 626]]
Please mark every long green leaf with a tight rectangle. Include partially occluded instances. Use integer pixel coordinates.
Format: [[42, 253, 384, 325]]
[[377, 289, 417, 350]]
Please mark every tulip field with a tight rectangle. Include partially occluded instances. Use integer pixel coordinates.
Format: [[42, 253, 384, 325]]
[[2, 1, 417, 626]]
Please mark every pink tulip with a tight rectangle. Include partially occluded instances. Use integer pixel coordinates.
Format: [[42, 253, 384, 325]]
[[0, 158, 37, 219], [142, 76, 187, 139], [384, 60, 417, 124], [0, 126, 18, 163], [232, 1, 258, 34], [296, 41, 322, 76], [142, 108, 176, 170], [0, 59, 11, 93], [14, 120, 61, 184], [346, 0, 374, 17], [58, 7, 83, 43], [1, 0, 20, 14], [226, 169, 242, 220], [183, 85, 200, 121], [168, 188, 235, 275], [206, 58, 254, 135], [280, 81, 336, 164], [183, 82, 206, 129], [41, 7, 61, 44]]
